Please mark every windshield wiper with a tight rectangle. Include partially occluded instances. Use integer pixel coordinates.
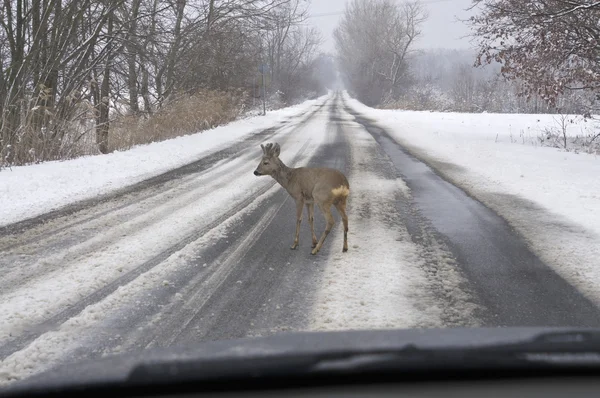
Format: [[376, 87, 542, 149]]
[[127, 330, 600, 386], [6, 329, 600, 397]]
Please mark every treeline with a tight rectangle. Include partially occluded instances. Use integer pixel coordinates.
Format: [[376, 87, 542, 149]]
[[335, 0, 598, 115], [385, 49, 594, 114], [334, 0, 427, 107], [1, 0, 328, 166]]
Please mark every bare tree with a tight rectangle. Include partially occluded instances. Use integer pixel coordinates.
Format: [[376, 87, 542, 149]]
[[1, 0, 327, 165], [334, 0, 427, 105], [382, 1, 427, 98], [1, 0, 126, 162], [123, 0, 142, 114], [450, 63, 476, 111], [470, 0, 600, 111], [384, 47, 591, 113]]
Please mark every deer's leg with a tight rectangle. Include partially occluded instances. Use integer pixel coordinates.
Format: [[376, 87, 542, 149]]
[[291, 199, 304, 250], [335, 198, 349, 252], [311, 202, 334, 255], [306, 203, 317, 248]]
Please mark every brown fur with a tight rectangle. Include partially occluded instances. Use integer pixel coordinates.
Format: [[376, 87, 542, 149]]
[[254, 143, 350, 254]]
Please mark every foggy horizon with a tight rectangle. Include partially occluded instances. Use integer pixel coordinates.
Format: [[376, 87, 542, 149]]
[[308, 0, 476, 54]]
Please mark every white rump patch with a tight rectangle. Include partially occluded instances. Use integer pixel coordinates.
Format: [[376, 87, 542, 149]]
[[331, 185, 350, 197]]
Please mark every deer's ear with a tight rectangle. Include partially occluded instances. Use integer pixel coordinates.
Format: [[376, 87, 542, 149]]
[[273, 143, 280, 157]]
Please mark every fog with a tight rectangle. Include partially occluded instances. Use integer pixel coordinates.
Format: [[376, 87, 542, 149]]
[[308, 0, 476, 53], [321, 0, 590, 114]]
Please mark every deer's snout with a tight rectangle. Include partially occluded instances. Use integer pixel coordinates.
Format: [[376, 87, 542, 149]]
[[253, 170, 261, 176]]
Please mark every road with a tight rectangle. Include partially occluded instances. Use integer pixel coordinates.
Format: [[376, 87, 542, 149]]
[[2, 93, 600, 384]]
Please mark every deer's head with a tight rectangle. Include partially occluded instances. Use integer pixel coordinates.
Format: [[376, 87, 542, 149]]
[[254, 142, 281, 176]]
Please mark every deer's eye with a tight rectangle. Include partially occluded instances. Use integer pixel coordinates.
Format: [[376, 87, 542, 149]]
[[263, 161, 269, 165]]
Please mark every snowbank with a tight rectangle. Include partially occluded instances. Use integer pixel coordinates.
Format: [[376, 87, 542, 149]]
[[343, 92, 600, 305], [0, 96, 327, 227]]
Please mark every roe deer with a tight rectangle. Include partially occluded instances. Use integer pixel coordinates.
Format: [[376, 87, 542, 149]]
[[253, 142, 349, 255]]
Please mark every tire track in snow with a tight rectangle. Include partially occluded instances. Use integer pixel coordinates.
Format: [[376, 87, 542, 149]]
[[0, 181, 276, 360], [0, 184, 286, 385], [0, 128, 273, 244], [343, 97, 600, 327], [0, 142, 296, 296], [311, 106, 480, 331], [0, 155, 275, 341], [0, 104, 323, 291], [133, 196, 289, 350], [1, 153, 247, 256], [0, 155, 264, 295], [0, 102, 327, 252], [0, 103, 326, 361], [0, 104, 330, 384]]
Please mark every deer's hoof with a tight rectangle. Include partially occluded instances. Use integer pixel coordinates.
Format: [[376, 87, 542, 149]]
[[311, 248, 318, 255], [343, 247, 348, 252]]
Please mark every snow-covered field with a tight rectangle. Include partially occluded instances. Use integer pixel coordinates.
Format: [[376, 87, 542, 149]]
[[0, 95, 327, 227], [343, 92, 600, 306]]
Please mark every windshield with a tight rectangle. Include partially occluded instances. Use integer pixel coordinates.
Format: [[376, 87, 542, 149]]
[[1, 0, 600, 388]]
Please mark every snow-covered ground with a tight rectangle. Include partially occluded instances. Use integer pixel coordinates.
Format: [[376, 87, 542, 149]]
[[3, 90, 600, 387], [311, 112, 477, 331], [0, 95, 327, 227], [0, 98, 333, 384], [343, 92, 600, 306], [0, 95, 476, 386]]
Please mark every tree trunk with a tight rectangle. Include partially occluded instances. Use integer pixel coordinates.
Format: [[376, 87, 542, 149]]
[[206, 0, 215, 33], [96, 10, 113, 154], [141, 66, 152, 114], [1, 0, 26, 148], [163, 0, 186, 101], [127, 0, 141, 114]]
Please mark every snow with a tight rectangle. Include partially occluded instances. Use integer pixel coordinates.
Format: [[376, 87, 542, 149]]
[[0, 95, 327, 227], [0, 156, 263, 340], [343, 92, 600, 306], [0, 184, 280, 385], [311, 112, 475, 331], [0, 100, 333, 385], [5, 90, 600, 385]]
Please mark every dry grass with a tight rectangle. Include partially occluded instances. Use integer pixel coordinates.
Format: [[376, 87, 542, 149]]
[[1, 102, 98, 167], [109, 90, 246, 152], [1, 90, 246, 169]]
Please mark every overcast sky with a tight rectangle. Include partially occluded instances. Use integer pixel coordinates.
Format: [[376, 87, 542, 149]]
[[307, 0, 476, 53]]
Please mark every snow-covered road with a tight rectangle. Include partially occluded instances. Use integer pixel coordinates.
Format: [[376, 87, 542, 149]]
[[2, 93, 600, 386]]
